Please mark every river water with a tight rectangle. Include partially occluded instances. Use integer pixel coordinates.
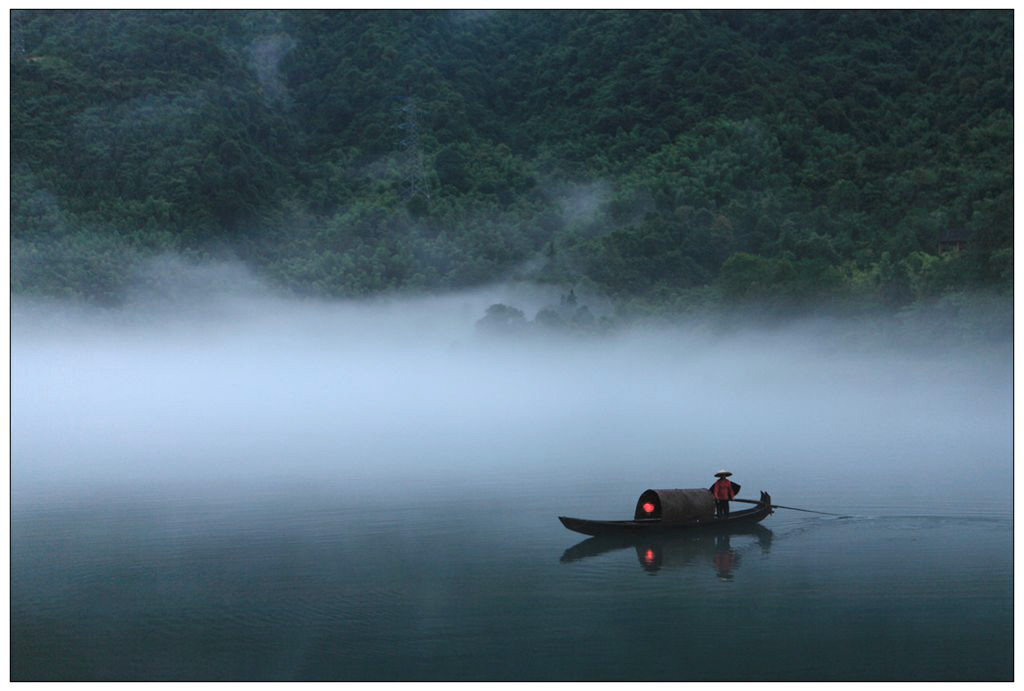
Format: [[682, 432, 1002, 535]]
[[11, 477, 1012, 681], [11, 292, 1013, 680]]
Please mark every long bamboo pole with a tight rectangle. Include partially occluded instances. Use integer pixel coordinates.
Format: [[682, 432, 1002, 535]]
[[732, 498, 846, 517]]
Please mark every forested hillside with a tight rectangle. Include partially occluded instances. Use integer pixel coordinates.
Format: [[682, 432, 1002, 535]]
[[11, 10, 1013, 312]]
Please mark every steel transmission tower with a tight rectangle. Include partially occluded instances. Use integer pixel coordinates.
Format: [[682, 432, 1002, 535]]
[[396, 97, 430, 201]]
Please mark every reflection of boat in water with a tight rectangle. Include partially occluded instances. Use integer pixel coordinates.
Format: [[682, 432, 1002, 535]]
[[559, 489, 773, 537], [561, 524, 773, 578]]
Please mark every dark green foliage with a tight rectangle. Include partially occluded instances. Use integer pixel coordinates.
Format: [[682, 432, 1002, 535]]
[[476, 293, 610, 338], [11, 10, 1013, 310], [475, 303, 526, 336], [435, 146, 469, 192]]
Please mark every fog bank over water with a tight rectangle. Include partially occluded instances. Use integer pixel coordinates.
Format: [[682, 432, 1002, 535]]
[[12, 260, 1012, 514]]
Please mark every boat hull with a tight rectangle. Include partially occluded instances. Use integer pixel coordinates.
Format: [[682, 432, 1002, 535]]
[[559, 492, 773, 537]]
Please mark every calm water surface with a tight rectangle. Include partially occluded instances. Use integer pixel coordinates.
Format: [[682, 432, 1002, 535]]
[[12, 295, 1012, 680], [12, 478, 1012, 681]]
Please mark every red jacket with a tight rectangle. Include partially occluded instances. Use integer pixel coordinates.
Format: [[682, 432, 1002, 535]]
[[710, 478, 738, 500]]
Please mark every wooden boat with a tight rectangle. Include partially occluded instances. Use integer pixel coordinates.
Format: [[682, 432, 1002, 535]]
[[558, 489, 773, 537]]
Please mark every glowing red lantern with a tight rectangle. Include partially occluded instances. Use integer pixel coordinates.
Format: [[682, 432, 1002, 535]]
[[644, 549, 655, 563], [642, 502, 655, 514]]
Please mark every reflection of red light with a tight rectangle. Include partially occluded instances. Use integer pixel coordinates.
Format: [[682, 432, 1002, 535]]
[[644, 549, 655, 563], [642, 502, 655, 514]]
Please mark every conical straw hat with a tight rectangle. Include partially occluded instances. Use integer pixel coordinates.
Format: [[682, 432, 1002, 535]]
[[714, 470, 733, 477]]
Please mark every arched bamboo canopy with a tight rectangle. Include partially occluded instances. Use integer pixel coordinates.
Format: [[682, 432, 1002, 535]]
[[634, 488, 714, 523]]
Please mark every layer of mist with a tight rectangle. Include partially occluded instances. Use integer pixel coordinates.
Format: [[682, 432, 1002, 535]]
[[12, 258, 1012, 515]]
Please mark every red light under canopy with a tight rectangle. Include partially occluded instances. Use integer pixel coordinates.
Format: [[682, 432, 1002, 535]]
[[642, 502, 655, 514]]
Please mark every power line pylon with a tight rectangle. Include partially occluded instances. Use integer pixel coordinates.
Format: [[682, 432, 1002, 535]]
[[396, 97, 430, 201]]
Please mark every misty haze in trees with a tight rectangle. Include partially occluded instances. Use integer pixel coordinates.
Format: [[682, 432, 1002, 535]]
[[11, 260, 1011, 509], [11, 10, 1012, 318]]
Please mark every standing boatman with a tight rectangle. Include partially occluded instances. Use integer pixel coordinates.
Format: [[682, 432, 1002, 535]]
[[709, 470, 740, 517]]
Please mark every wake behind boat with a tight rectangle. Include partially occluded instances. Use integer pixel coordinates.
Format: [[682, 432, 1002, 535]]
[[558, 488, 773, 537]]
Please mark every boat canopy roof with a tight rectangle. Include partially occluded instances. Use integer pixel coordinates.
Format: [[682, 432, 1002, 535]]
[[634, 488, 714, 523]]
